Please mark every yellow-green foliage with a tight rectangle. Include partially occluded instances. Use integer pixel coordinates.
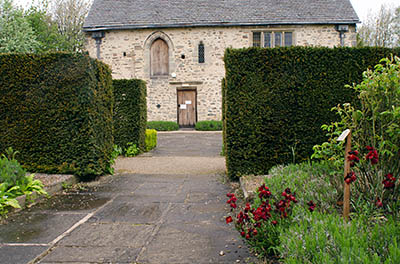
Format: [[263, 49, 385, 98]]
[[223, 46, 400, 179], [145, 129, 157, 152], [0, 53, 113, 180]]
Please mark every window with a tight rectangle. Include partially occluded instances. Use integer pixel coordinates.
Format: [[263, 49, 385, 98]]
[[253, 31, 293, 48], [150, 38, 169, 76], [198, 42, 205, 63], [253, 32, 261, 47]]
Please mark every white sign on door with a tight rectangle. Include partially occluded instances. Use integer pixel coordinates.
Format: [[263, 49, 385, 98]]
[[180, 104, 187, 109], [185, 100, 192, 105]]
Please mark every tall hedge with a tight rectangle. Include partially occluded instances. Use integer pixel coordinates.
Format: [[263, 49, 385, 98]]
[[113, 79, 147, 151], [224, 47, 400, 179], [0, 53, 114, 179]]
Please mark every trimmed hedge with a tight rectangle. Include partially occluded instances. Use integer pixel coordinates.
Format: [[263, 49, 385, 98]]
[[224, 47, 400, 179], [195, 120, 223, 131], [0, 53, 113, 179], [145, 129, 157, 151], [113, 79, 147, 151], [147, 121, 179, 131]]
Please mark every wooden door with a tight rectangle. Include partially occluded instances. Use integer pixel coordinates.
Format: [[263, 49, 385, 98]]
[[151, 38, 169, 76], [177, 90, 196, 127]]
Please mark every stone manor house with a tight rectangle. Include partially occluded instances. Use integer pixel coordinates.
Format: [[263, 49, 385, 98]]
[[84, 0, 359, 127]]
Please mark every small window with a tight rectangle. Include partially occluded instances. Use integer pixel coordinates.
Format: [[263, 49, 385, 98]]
[[264, 32, 272, 48], [284, 32, 293, 47], [252, 31, 294, 48], [253, 32, 261, 47], [274, 32, 282, 47], [198, 42, 205, 63]]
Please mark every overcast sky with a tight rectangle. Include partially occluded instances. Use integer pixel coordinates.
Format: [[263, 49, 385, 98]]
[[12, 0, 400, 24]]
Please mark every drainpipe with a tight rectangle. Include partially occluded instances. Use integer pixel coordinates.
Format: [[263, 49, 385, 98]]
[[336, 25, 349, 47], [92, 31, 105, 59]]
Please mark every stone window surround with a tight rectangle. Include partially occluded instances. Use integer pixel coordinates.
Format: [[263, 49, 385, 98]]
[[144, 31, 176, 79], [198, 42, 205, 63], [251, 28, 296, 47]]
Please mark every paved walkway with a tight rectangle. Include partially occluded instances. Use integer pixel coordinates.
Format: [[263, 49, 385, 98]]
[[0, 132, 256, 264]]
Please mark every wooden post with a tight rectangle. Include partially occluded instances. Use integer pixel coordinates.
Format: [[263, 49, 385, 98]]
[[338, 129, 351, 222]]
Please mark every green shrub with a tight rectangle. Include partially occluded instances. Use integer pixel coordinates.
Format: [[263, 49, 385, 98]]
[[125, 143, 140, 157], [0, 149, 47, 216], [145, 129, 157, 151], [113, 79, 147, 151], [147, 121, 179, 131], [312, 56, 400, 217], [265, 162, 340, 214], [223, 47, 400, 179], [195, 120, 223, 131], [278, 212, 400, 264], [222, 78, 227, 157], [0, 148, 26, 186], [0, 53, 113, 180]]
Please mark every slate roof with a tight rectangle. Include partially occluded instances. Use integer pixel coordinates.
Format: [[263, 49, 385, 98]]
[[84, 0, 360, 31]]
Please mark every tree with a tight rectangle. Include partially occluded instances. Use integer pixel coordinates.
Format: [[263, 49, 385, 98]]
[[357, 4, 399, 48], [24, 0, 65, 52], [0, 0, 39, 52], [51, 0, 90, 52]]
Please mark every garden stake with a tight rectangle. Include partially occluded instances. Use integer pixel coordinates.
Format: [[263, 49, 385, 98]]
[[338, 129, 351, 222]]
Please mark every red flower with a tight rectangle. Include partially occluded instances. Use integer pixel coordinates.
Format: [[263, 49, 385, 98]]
[[226, 193, 234, 198], [253, 229, 258, 236], [382, 173, 396, 189], [349, 150, 359, 156], [307, 201, 316, 212], [344, 171, 356, 184], [365, 146, 379, 165], [376, 198, 383, 208], [271, 220, 277, 225], [226, 216, 233, 224], [230, 203, 237, 209], [245, 234, 250, 240], [240, 231, 245, 237]]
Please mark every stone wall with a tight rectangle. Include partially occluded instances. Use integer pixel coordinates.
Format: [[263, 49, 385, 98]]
[[85, 24, 357, 122]]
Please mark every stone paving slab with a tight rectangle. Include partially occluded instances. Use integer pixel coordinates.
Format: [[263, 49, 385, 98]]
[[138, 222, 251, 264], [152, 132, 222, 157], [0, 245, 49, 264], [58, 222, 155, 247], [164, 202, 227, 224], [0, 212, 85, 244], [88, 197, 170, 224], [39, 246, 141, 263]]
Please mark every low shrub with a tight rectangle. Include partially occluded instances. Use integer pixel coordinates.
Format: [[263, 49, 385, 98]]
[[107, 145, 123, 174], [145, 129, 157, 151], [0, 148, 26, 186], [312, 56, 400, 217], [125, 143, 140, 157], [0, 148, 47, 216], [265, 162, 340, 214], [278, 212, 400, 264], [226, 181, 312, 257], [147, 121, 179, 131], [195, 121, 223, 131]]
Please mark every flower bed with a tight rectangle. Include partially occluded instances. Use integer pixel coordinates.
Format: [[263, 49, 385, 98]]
[[225, 56, 400, 262]]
